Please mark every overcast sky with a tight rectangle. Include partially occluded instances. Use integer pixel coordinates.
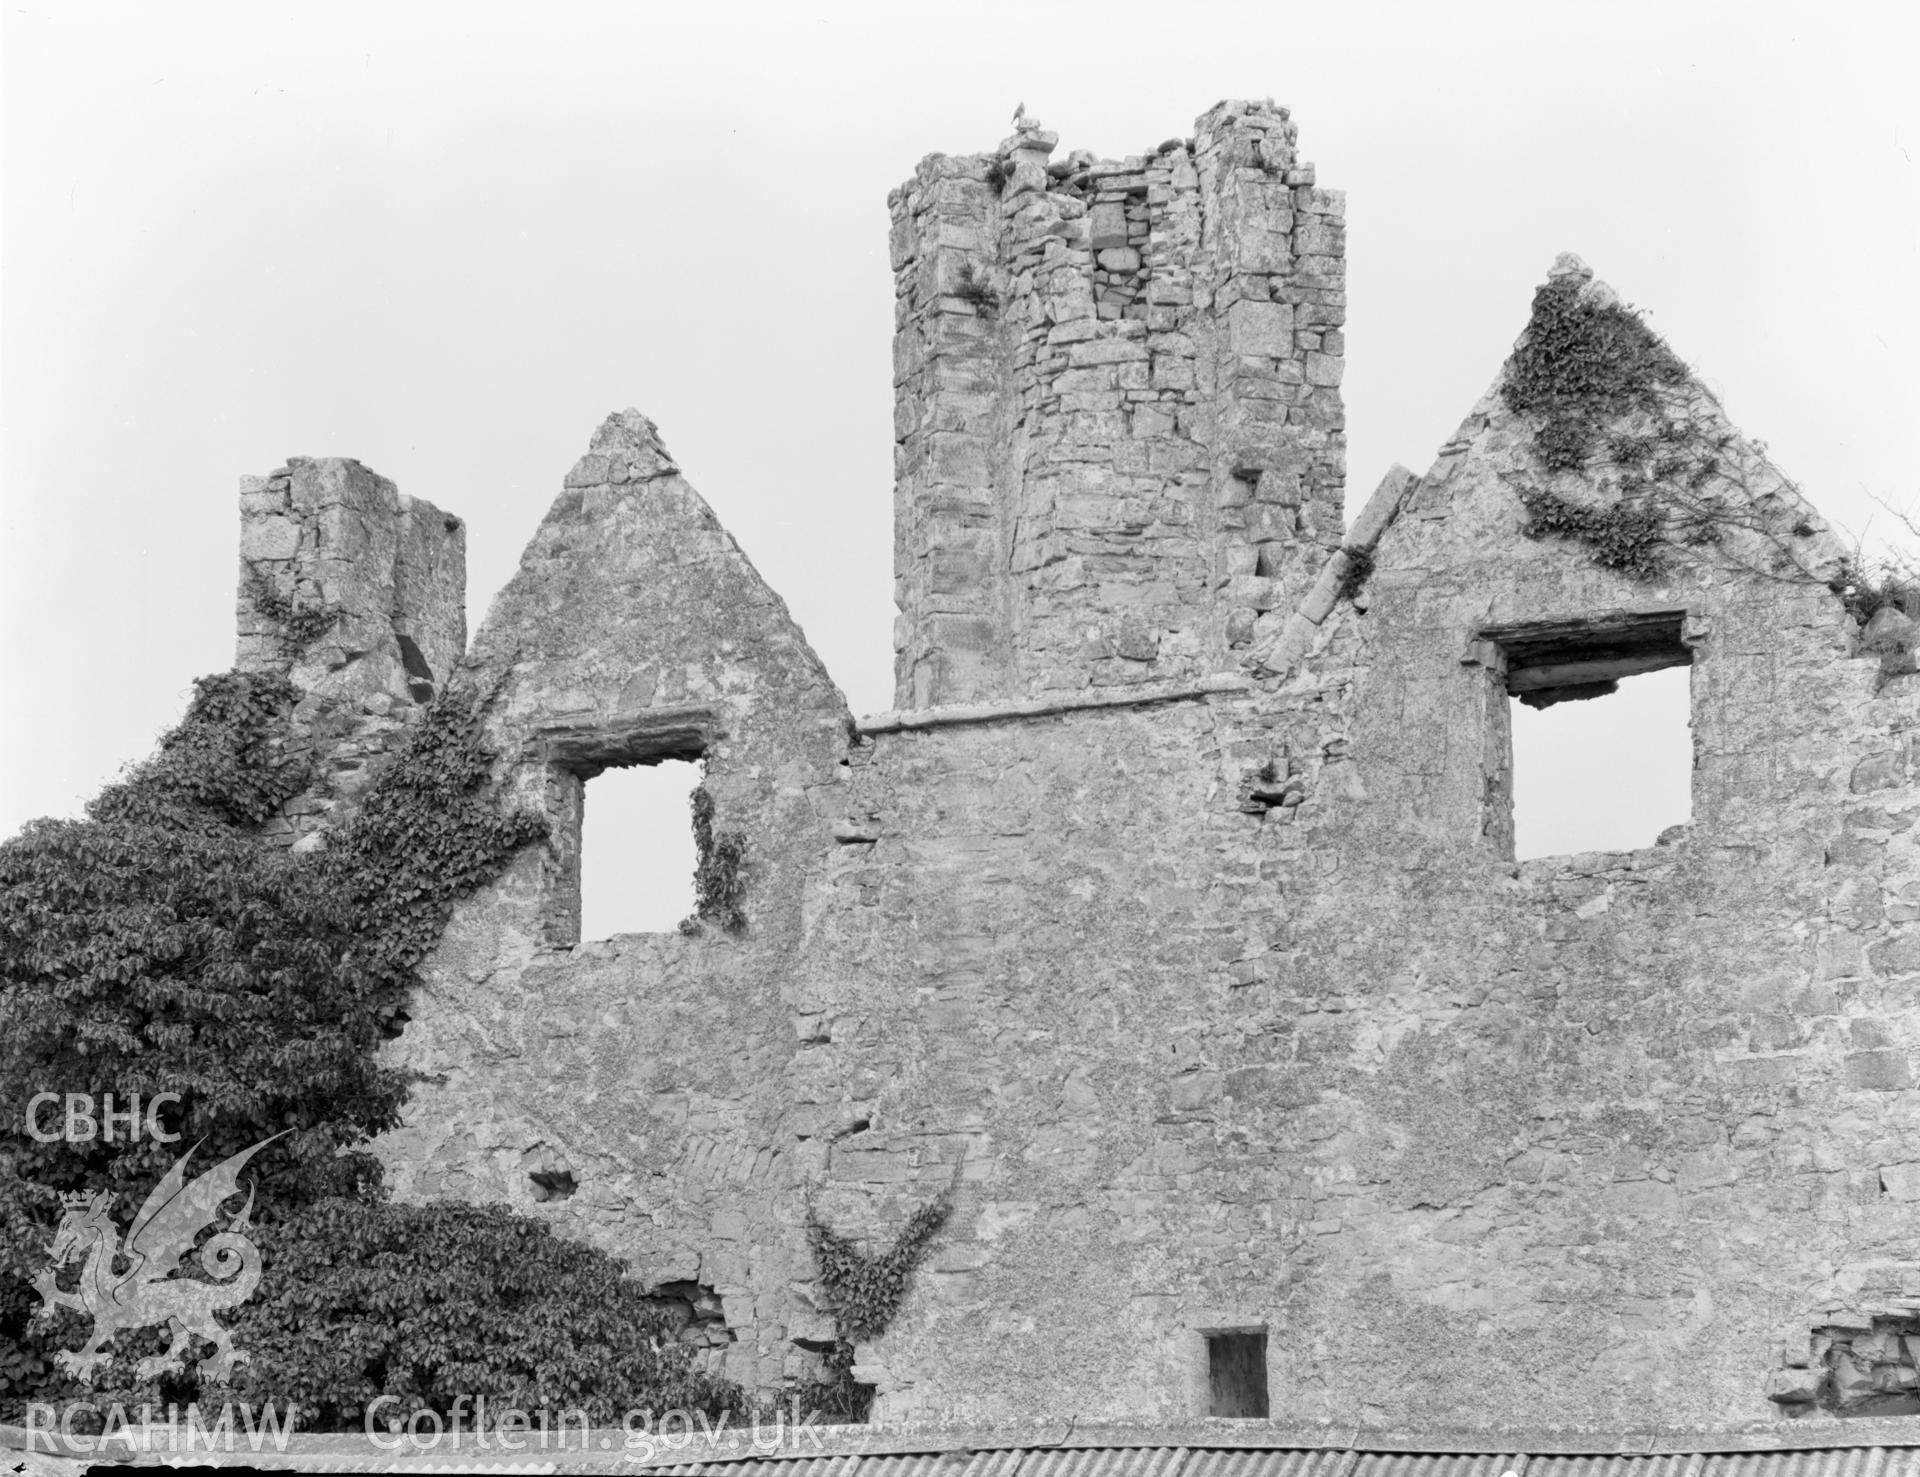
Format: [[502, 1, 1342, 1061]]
[[3, 2, 1914, 894]]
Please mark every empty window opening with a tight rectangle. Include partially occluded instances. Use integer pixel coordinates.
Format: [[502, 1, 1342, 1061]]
[[1513, 666, 1692, 858], [1493, 613, 1693, 860], [579, 759, 701, 939], [1206, 1330, 1269, 1418]]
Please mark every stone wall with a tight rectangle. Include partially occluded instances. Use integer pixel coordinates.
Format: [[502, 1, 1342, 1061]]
[[889, 101, 1346, 709], [245, 110, 1920, 1433]]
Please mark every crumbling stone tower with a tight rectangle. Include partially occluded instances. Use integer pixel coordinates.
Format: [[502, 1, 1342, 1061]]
[[890, 102, 1345, 706]]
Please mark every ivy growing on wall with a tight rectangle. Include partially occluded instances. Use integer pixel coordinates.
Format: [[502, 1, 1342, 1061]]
[[0, 670, 397, 1219], [1, 669, 742, 1427], [684, 785, 748, 935], [797, 1186, 954, 1423], [1516, 490, 1669, 579], [1502, 276, 1688, 475], [1338, 545, 1375, 601], [323, 678, 550, 1000], [1498, 275, 1845, 596], [951, 262, 999, 314], [243, 565, 338, 648]]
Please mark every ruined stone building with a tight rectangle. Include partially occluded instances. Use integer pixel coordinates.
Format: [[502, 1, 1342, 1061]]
[[232, 101, 1920, 1434]]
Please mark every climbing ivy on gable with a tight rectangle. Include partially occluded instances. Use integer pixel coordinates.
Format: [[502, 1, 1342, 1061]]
[[1498, 274, 1839, 590], [1502, 275, 1688, 474], [1516, 490, 1669, 579]]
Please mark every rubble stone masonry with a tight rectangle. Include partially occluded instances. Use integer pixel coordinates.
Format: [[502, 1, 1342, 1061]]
[[889, 102, 1345, 708], [216, 104, 1920, 1431]]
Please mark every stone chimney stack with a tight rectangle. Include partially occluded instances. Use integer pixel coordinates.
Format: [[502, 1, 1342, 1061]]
[[887, 99, 1346, 709], [236, 457, 466, 844]]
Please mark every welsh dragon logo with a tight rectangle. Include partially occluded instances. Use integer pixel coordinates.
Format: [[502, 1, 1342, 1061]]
[[29, 1133, 284, 1384]]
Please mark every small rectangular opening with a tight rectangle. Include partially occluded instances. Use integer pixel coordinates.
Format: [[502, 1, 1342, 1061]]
[[1206, 1329, 1269, 1418], [579, 759, 702, 939], [1485, 612, 1693, 860]]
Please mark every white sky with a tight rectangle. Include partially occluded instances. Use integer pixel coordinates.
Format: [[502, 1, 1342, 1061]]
[[3, 2, 1915, 868]]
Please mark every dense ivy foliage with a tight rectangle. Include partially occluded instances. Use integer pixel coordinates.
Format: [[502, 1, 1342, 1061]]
[[798, 1189, 952, 1422], [1502, 276, 1688, 473], [0, 673, 398, 1216], [242, 567, 337, 649], [2, 669, 740, 1427], [1338, 545, 1374, 602], [92, 669, 312, 830], [1517, 490, 1669, 579], [224, 1199, 743, 1428], [685, 786, 748, 935], [1501, 277, 1756, 581], [321, 680, 548, 1009]]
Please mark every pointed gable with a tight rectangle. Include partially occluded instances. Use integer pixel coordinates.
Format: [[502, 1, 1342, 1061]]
[[1380, 253, 1851, 608], [470, 409, 846, 729], [457, 408, 851, 948], [1303, 255, 1885, 856]]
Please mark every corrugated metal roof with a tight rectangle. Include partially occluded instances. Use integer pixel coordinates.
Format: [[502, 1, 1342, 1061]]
[[1530, 1456, 1706, 1477], [1184, 1447, 1358, 1477], [858, 1454, 986, 1477], [1693, 1454, 1920, 1477], [22, 1423, 1920, 1476], [1530, 1457, 1703, 1477], [948, 1450, 1029, 1477], [655, 1458, 864, 1477], [1015, 1446, 1192, 1477], [1351, 1454, 1527, 1477]]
